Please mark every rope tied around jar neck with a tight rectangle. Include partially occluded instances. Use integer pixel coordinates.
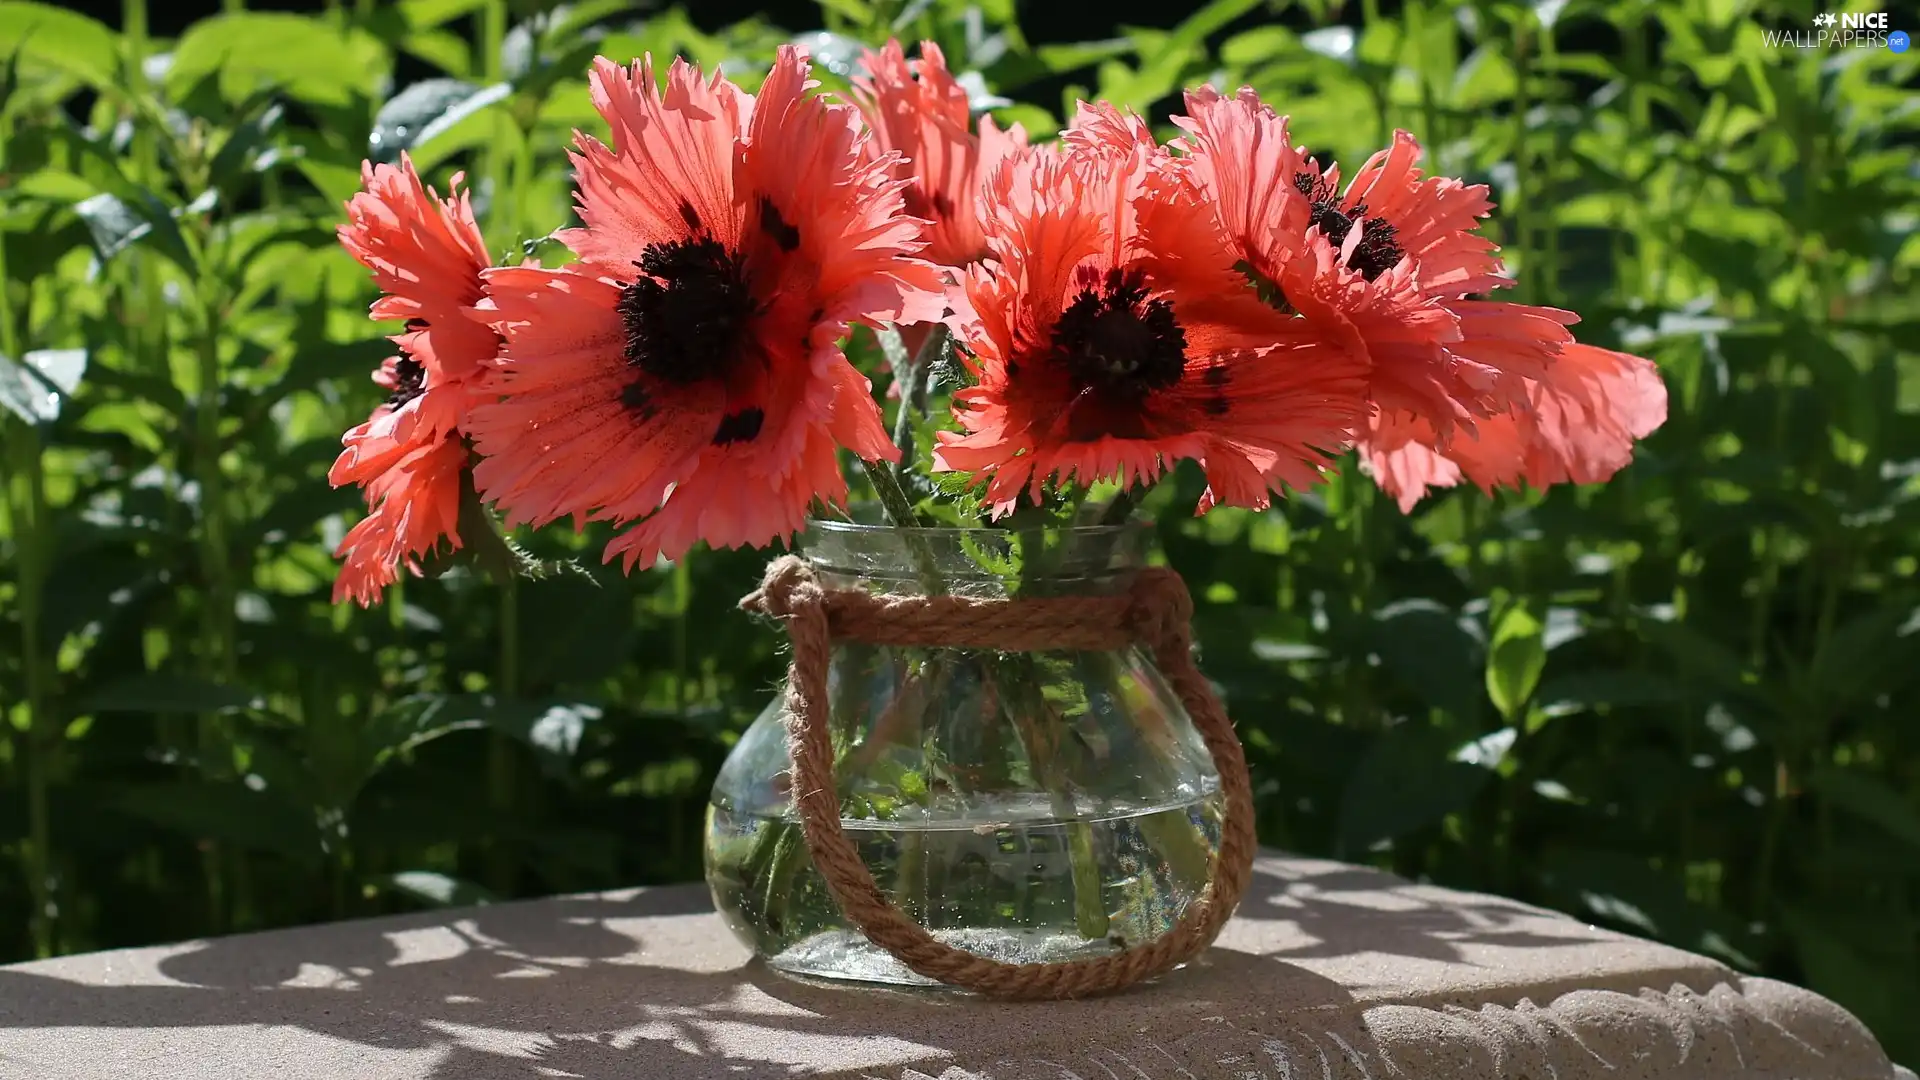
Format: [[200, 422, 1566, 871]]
[[739, 554, 1258, 1000]]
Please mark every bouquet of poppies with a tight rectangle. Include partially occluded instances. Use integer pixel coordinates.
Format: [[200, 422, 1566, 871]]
[[324, 41, 1667, 606]]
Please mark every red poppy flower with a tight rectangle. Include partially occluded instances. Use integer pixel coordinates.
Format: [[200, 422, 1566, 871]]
[[1365, 343, 1668, 511], [933, 127, 1369, 515], [1059, 100, 1159, 158], [464, 47, 945, 571], [1169, 86, 1665, 498], [328, 154, 496, 606], [851, 39, 1026, 270]]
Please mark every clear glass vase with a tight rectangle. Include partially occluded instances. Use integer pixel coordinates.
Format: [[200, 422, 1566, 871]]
[[704, 521, 1226, 987]]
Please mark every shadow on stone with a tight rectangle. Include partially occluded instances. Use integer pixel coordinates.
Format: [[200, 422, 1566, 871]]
[[0, 856, 1756, 1078]]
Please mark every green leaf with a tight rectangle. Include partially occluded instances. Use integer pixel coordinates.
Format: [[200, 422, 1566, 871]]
[[240, 475, 361, 551], [36, 541, 162, 649], [373, 693, 601, 779], [76, 673, 266, 715], [400, 0, 490, 29], [1808, 602, 1920, 711], [1538, 847, 1759, 969], [371, 870, 498, 908], [1368, 599, 1486, 719], [166, 13, 386, 107], [74, 190, 196, 271], [1337, 723, 1493, 851], [501, 2, 629, 100], [517, 573, 636, 686], [1033, 37, 1135, 75], [1099, 0, 1263, 110], [0, 39, 24, 113], [207, 94, 286, 189], [0, 1, 118, 88], [1536, 669, 1688, 712], [1778, 905, 1918, 1057], [368, 78, 511, 162], [114, 782, 322, 862], [1485, 604, 1546, 721], [1638, 618, 1767, 708], [814, 0, 873, 26], [1805, 768, 1920, 851], [0, 347, 85, 424]]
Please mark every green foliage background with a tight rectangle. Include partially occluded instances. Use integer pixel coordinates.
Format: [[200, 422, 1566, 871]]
[[1, 0, 1917, 1063]]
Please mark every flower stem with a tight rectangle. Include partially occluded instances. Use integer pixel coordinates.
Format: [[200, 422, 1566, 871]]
[[985, 658, 1110, 940], [188, 203, 237, 933], [894, 826, 928, 922], [752, 642, 880, 936], [890, 325, 949, 462], [860, 453, 926, 530], [0, 101, 56, 958], [1089, 650, 1216, 902], [1098, 487, 1139, 526], [857, 455, 948, 592], [5, 424, 57, 958]]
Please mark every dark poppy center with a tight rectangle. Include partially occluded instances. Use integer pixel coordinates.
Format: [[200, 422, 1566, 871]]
[[1293, 165, 1404, 281], [903, 186, 956, 223], [617, 235, 755, 385], [385, 355, 426, 409], [1052, 268, 1188, 399]]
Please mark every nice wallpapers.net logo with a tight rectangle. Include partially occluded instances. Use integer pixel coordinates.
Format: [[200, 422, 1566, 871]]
[[1763, 11, 1908, 50]]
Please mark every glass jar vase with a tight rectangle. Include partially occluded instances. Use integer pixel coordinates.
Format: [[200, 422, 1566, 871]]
[[704, 521, 1228, 987]]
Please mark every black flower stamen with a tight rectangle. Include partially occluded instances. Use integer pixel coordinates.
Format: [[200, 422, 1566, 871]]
[[1202, 363, 1230, 416], [1052, 268, 1188, 400], [903, 187, 956, 223], [1292, 159, 1404, 282], [712, 407, 766, 446], [1346, 216, 1404, 280], [758, 198, 800, 252], [617, 236, 756, 385], [386, 355, 426, 409]]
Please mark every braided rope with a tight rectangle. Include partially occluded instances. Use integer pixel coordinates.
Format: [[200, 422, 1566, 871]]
[[739, 555, 1257, 1000]]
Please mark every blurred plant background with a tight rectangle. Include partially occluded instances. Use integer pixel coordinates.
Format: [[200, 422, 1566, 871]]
[[0, 0, 1916, 1062]]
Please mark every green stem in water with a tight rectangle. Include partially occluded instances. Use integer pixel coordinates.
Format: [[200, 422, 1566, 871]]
[[755, 447, 947, 941], [1085, 651, 1216, 903], [753, 643, 885, 936], [894, 828, 928, 923], [1002, 527, 1126, 942], [989, 660, 1110, 941]]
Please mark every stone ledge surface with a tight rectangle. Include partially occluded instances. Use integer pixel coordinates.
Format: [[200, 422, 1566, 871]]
[[0, 853, 1898, 1079]]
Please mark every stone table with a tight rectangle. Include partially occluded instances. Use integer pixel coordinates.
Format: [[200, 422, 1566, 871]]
[[0, 853, 1904, 1079]]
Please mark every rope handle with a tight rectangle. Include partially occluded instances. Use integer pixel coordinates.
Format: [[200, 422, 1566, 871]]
[[740, 555, 1258, 1000]]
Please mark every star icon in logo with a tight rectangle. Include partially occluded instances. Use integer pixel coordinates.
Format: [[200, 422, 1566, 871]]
[[1813, 11, 1837, 25]]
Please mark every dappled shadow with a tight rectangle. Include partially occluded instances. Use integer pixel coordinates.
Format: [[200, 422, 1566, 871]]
[[0, 855, 1681, 1078], [1229, 857, 1600, 966]]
